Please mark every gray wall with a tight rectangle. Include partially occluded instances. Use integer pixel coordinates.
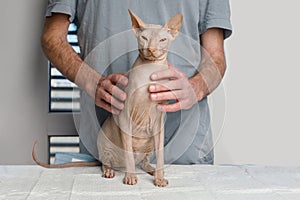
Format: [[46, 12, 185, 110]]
[[0, 0, 300, 166], [0, 0, 49, 164], [213, 0, 300, 166]]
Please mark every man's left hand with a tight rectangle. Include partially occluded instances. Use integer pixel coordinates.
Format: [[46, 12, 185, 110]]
[[148, 63, 202, 112]]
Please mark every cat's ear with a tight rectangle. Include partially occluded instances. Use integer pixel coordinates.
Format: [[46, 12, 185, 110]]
[[128, 9, 145, 36], [164, 14, 183, 39]]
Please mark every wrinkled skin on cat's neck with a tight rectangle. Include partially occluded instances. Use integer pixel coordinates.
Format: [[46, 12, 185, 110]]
[[97, 9, 182, 187]]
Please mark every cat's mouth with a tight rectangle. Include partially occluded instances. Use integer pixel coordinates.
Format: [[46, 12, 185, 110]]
[[143, 55, 165, 61], [144, 55, 158, 61], [141, 49, 167, 61]]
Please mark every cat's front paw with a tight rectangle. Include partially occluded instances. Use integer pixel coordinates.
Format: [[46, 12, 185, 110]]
[[123, 173, 138, 185], [154, 178, 169, 187], [102, 168, 115, 178]]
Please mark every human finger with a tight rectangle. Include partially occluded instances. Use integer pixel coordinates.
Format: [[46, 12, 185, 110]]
[[150, 90, 184, 102], [167, 62, 186, 77], [101, 102, 121, 115], [95, 97, 121, 115], [149, 79, 182, 93], [157, 101, 182, 112], [108, 73, 129, 87], [100, 79, 127, 102], [98, 89, 125, 111], [150, 68, 181, 81]]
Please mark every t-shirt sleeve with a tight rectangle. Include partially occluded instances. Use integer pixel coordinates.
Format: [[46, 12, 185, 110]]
[[45, 0, 77, 22], [199, 0, 232, 39]]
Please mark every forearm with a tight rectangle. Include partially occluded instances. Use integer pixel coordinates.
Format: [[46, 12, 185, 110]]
[[41, 15, 102, 98], [190, 48, 226, 100], [189, 28, 227, 101]]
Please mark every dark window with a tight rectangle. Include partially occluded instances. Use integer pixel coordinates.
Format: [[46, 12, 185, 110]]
[[49, 23, 81, 112], [48, 136, 80, 164]]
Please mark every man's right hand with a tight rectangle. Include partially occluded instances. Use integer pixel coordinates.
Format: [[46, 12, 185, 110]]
[[95, 73, 128, 115], [41, 13, 128, 115]]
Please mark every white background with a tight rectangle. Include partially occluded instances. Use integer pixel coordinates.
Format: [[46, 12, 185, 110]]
[[0, 0, 299, 166]]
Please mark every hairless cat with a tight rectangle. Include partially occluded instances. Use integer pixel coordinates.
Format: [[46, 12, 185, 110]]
[[32, 9, 183, 187]]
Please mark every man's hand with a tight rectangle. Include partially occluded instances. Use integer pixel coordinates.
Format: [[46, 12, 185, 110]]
[[149, 28, 226, 113], [95, 73, 128, 115], [148, 63, 201, 112]]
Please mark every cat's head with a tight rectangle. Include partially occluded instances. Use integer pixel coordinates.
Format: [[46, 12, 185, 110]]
[[128, 9, 183, 62]]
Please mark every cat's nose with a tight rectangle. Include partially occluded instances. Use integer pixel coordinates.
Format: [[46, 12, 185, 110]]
[[148, 48, 156, 53]]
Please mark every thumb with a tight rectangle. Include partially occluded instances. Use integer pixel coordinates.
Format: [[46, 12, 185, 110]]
[[167, 62, 185, 77]]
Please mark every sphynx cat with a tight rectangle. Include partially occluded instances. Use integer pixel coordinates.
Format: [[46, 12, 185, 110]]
[[32, 9, 183, 187], [98, 10, 182, 187]]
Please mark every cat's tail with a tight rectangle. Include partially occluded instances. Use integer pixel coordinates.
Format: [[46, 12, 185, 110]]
[[32, 140, 100, 168]]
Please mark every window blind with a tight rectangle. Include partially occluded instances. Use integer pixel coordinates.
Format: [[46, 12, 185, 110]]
[[49, 23, 81, 112], [48, 136, 80, 164]]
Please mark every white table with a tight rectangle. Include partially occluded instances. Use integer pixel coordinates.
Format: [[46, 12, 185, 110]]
[[1, 165, 300, 200]]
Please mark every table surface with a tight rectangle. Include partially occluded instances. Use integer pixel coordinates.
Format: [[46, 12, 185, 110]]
[[1, 165, 300, 200]]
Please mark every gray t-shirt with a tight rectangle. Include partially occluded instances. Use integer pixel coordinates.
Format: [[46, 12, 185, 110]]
[[46, 0, 232, 164]]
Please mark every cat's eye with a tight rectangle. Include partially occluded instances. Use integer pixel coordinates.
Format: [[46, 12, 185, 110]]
[[160, 38, 167, 42], [141, 36, 148, 41]]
